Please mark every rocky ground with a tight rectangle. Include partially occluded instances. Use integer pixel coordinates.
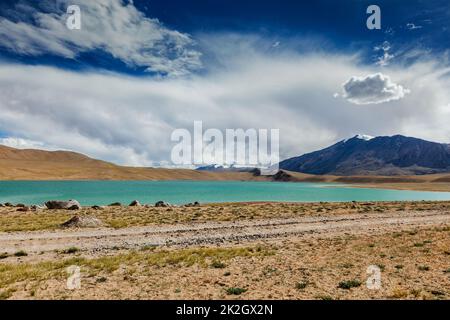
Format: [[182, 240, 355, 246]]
[[0, 201, 449, 300]]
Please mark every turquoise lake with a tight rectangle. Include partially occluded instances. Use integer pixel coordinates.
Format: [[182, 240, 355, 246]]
[[0, 180, 450, 206]]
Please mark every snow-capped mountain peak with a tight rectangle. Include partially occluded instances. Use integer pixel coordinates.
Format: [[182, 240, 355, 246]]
[[354, 134, 375, 141], [343, 134, 375, 143]]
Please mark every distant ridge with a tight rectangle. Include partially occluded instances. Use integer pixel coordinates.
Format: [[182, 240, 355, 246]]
[[0, 144, 105, 163], [0, 145, 259, 181], [196, 164, 259, 173], [2, 141, 450, 191], [279, 135, 450, 176]]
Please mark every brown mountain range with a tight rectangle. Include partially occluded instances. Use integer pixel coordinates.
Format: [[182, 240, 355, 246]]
[[0, 145, 255, 181]]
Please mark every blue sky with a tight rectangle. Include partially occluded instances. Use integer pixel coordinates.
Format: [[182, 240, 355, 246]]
[[0, 0, 449, 166], [138, 0, 449, 52], [1, 0, 449, 74]]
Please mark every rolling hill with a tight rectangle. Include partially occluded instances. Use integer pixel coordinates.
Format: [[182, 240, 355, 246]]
[[0, 145, 258, 181]]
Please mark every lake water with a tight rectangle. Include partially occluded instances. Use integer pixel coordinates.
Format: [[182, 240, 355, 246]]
[[0, 180, 450, 206]]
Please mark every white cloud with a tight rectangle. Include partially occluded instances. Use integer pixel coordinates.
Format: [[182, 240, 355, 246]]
[[376, 51, 394, 67], [0, 137, 59, 150], [374, 41, 391, 52], [374, 41, 394, 66], [0, 35, 449, 166], [406, 23, 423, 30], [384, 27, 395, 35], [0, 0, 201, 76], [342, 73, 410, 105]]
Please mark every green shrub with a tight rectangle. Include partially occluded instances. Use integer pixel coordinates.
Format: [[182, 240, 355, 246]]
[[226, 287, 247, 295], [295, 281, 308, 290], [13, 250, 27, 257], [62, 247, 79, 254], [210, 261, 226, 269], [338, 280, 362, 289]]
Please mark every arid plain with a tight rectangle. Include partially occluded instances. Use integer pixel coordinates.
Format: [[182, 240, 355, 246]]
[[0, 201, 449, 300], [0, 145, 449, 299]]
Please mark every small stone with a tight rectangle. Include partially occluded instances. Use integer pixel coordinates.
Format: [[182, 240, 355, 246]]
[[45, 200, 81, 210], [60, 215, 103, 228], [185, 201, 200, 207], [155, 201, 171, 207], [129, 200, 141, 207], [30, 205, 45, 211], [109, 202, 122, 207]]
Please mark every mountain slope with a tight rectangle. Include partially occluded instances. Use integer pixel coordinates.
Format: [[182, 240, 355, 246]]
[[0, 145, 260, 181], [279, 135, 450, 176], [0, 145, 111, 164]]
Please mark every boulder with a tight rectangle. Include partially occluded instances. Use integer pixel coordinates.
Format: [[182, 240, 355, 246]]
[[155, 201, 171, 207], [0, 203, 4, 207], [30, 205, 46, 211], [109, 202, 122, 207], [185, 201, 201, 207], [17, 206, 30, 212], [271, 170, 294, 182], [129, 200, 141, 207], [45, 200, 81, 210], [15, 203, 26, 208], [60, 215, 103, 228], [251, 168, 261, 176], [91, 205, 104, 210], [4, 202, 13, 207]]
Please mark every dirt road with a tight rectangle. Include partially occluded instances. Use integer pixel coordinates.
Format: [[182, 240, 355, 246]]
[[1, 210, 449, 255]]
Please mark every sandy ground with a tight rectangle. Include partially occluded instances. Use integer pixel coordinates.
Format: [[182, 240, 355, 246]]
[[1, 211, 449, 259], [0, 202, 449, 300]]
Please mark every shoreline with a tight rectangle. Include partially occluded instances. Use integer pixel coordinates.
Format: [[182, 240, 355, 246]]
[[1, 179, 450, 209], [2, 171, 450, 193], [3, 198, 450, 208], [346, 183, 450, 193], [1, 200, 450, 232]]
